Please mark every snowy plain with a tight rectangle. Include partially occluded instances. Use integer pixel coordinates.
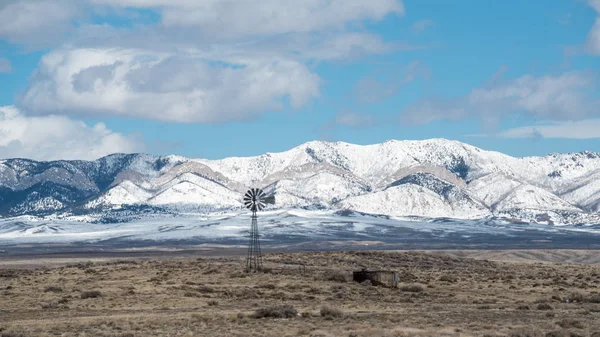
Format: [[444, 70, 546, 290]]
[[1, 209, 600, 248]]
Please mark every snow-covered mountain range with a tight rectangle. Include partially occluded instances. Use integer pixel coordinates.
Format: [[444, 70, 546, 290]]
[[2, 138, 600, 226]]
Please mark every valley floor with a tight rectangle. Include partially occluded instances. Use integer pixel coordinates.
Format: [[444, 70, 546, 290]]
[[2, 250, 600, 336]]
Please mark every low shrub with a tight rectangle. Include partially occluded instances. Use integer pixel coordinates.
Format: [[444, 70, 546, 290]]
[[564, 292, 585, 303], [80, 290, 102, 299], [400, 284, 424, 293], [198, 286, 215, 293], [252, 305, 297, 319], [555, 319, 584, 329], [536, 303, 553, 311], [323, 271, 347, 283], [587, 294, 600, 303], [439, 275, 457, 283], [40, 301, 59, 309], [320, 305, 344, 319], [44, 285, 63, 293], [1, 331, 26, 337]]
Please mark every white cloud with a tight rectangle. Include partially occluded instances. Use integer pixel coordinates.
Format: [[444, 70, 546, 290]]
[[494, 119, 600, 139], [19, 48, 321, 122], [296, 32, 397, 61], [91, 0, 404, 38], [402, 71, 599, 124], [587, 0, 600, 55], [0, 0, 80, 46], [0, 106, 143, 160], [588, 19, 600, 55], [412, 19, 434, 33], [0, 58, 11, 73]]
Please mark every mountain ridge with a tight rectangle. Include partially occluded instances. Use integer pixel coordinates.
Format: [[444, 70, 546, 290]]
[[1, 138, 600, 225]]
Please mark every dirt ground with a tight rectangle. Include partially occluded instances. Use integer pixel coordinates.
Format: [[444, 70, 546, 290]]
[[2, 250, 600, 337]]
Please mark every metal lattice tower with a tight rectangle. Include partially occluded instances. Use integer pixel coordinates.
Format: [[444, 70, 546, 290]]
[[246, 212, 262, 272], [243, 188, 274, 273]]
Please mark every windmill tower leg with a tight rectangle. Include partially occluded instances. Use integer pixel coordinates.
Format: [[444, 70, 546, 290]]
[[246, 211, 263, 272]]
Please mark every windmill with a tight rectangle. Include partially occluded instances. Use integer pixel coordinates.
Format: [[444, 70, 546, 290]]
[[243, 188, 275, 272]]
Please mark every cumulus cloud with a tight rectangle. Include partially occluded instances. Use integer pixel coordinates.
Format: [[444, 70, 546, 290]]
[[0, 0, 80, 47], [11, 0, 409, 123], [485, 119, 600, 139], [0, 106, 143, 160], [0, 58, 11, 73], [402, 71, 599, 125], [19, 48, 321, 122]]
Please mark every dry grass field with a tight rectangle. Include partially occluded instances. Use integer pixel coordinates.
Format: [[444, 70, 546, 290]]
[[2, 250, 600, 337]]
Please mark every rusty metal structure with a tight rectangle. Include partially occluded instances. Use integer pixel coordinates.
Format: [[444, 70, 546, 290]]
[[353, 269, 399, 288]]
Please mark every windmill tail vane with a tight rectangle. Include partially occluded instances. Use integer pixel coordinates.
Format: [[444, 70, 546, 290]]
[[243, 187, 275, 273]]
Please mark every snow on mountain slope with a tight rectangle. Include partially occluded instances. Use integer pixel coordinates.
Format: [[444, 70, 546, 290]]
[[141, 161, 245, 192], [338, 184, 486, 219], [521, 152, 600, 188], [493, 184, 581, 213], [91, 171, 242, 210], [88, 180, 152, 208], [265, 171, 369, 208], [469, 173, 522, 208], [148, 181, 241, 210], [196, 139, 527, 188], [559, 170, 600, 210], [378, 164, 467, 191], [339, 173, 489, 219], [1, 138, 600, 225]]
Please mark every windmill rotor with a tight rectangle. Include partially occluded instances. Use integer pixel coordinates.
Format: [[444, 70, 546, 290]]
[[243, 188, 274, 213]]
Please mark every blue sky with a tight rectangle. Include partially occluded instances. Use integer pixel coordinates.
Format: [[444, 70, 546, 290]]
[[0, 0, 599, 160]]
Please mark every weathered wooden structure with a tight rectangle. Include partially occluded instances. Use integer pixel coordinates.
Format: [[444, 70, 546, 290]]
[[353, 269, 399, 288]]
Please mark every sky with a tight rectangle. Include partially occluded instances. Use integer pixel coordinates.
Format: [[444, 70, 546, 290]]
[[0, 0, 600, 161]]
